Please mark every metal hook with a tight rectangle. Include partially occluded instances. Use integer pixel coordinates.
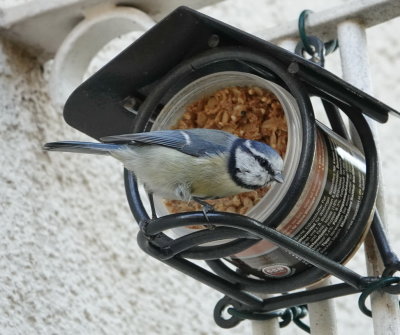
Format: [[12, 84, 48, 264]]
[[358, 277, 400, 317], [213, 296, 244, 328], [295, 35, 326, 66], [297, 9, 338, 60]]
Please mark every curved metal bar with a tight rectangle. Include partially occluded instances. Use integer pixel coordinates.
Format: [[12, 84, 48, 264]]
[[180, 238, 260, 260], [318, 97, 378, 265], [138, 224, 261, 261], [155, 227, 259, 260], [206, 258, 276, 293], [172, 227, 259, 260], [124, 168, 149, 222], [137, 231, 265, 308], [142, 211, 365, 289]]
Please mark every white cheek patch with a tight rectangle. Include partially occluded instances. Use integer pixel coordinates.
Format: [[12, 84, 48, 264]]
[[235, 147, 257, 171], [235, 147, 267, 186]]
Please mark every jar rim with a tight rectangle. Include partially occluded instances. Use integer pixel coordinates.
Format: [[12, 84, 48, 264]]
[[151, 71, 303, 233]]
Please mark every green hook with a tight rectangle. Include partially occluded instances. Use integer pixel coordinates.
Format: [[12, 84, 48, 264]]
[[358, 277, 400, 317], [298, 9, 338, 57]]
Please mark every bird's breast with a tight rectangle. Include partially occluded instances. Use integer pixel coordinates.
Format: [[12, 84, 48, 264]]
[[114, 145, 245, 199], [189, 155, 246, 199]]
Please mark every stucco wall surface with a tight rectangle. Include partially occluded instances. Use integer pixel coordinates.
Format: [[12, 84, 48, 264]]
[[1, 1, 400, 335]]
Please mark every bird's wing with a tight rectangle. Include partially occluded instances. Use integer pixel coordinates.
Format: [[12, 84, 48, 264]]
[[100, 129, 237, 157]]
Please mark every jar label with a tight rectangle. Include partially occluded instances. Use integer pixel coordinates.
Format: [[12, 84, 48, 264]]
[[232, 126, 366, 278], [261, 264, 293, 278]]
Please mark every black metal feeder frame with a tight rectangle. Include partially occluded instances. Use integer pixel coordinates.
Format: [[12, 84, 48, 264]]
[[63, 7, 400, 329]]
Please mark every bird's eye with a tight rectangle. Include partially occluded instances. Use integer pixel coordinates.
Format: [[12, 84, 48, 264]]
[[259, 157, 272, 170], [235, 168, 241, 173]]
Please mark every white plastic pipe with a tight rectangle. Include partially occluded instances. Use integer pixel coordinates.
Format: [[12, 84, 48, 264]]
[[49, 6, 154, 110], [250, 294, 280, 335], [251, 318, 280, 335], [307, 278, 338, 335]]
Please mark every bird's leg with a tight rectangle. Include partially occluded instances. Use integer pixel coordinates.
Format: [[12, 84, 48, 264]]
[[193, 197, 215, 229], [147, 192, 157, 219]]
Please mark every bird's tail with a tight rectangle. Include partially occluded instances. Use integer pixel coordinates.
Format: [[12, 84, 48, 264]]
[[43, 141, 122, 155]]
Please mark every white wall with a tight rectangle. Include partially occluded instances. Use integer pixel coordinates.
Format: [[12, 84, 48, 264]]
[[0, 32, 240, 335], [1, 1, 400, 334]]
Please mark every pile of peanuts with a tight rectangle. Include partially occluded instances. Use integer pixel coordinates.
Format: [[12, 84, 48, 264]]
[[164, 85, 287, 218]]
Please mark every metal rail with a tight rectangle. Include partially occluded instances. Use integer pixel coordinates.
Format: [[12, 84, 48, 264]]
[[255, 1, 400, 334]]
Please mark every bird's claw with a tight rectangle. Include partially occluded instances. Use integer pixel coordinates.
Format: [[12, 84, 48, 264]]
[[192, 197, 216, 229], [202, 204, 216, 230]]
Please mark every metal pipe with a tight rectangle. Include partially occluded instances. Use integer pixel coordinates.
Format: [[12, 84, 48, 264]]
[[144, 212, 367, 289], [255, 0, 400, 45]]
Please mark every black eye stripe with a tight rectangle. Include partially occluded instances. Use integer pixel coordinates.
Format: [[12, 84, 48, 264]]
[[254, 155, 273, 173]]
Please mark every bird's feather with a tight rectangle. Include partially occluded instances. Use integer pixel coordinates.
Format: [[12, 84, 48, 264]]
[[43, 141, 120, 155], [101, 129, 237, 157]]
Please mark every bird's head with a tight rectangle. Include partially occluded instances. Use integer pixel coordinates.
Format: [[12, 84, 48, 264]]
[[229, 139, 284, 190]]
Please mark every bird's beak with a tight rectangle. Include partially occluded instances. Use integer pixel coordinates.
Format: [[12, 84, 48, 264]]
[[273, 172, 284, 184]]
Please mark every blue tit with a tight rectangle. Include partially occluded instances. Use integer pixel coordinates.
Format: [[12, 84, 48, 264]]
[[44, 128, 284, 217]]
